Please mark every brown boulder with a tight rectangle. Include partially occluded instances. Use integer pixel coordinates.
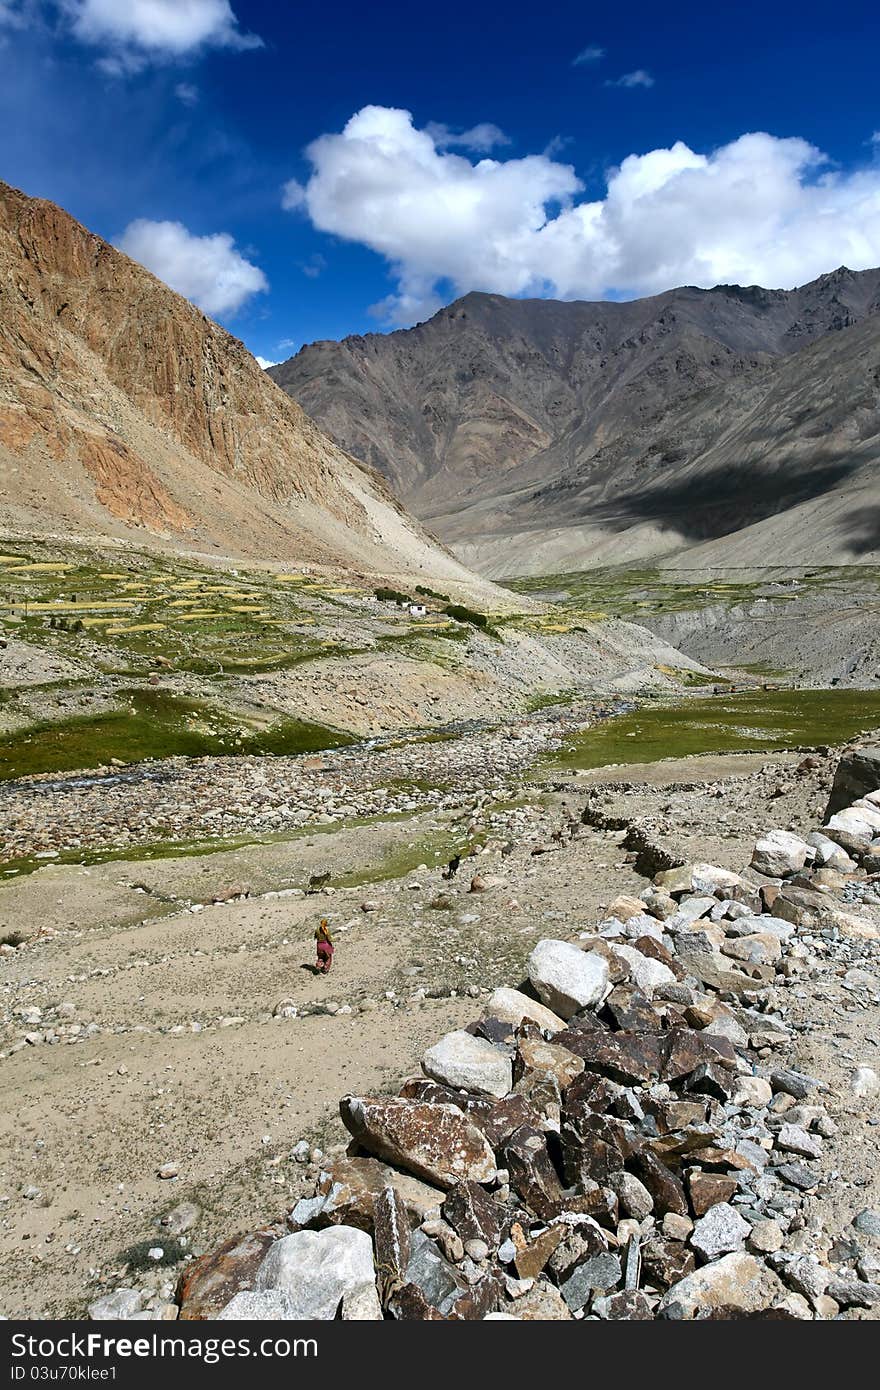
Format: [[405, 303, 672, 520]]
[[501, 1124, 566, 1220], [340, 1096, 496, 1189], [177, 1226, 279, 1320], [686, 1170, 738, 1216], [442, 1181, 502, 1252], [313, 1156, 444, 1229]]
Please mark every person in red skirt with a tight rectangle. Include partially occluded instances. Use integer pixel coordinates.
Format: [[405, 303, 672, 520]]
[[314, 918, 334, 973]]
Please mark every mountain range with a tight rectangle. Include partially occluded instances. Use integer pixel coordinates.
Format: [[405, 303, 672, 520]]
[[270, 270, 880, 576]]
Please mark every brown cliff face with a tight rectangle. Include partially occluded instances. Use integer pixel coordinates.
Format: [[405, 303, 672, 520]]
[[0, 180, 477, 585]]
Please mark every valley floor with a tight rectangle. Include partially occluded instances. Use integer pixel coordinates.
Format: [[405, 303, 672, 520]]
[[2, 741, 880, 1317]]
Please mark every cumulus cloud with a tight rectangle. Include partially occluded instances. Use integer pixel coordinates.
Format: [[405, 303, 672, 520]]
[[607, 69, 654, 88], [573, 44, 604, 65], [117, 218, 268, 317], [61, 0, 262, 73], [284, 106, 880, 325]]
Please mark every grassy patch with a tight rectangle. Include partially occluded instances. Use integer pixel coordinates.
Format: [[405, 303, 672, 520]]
[[524, 688, 580, 713], [0, 689, 353, 780], [545, 688, 880, 773]]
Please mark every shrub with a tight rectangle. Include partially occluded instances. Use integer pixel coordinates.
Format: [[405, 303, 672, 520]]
[[444, 603, 489, 629], [375, 587, 412, 605]]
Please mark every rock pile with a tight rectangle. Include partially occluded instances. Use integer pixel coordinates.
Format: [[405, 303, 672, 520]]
[[94, 762, 880, 1321]]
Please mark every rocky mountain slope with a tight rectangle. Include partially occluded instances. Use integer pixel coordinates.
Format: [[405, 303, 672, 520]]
[[271, 270, 880, 576], [0, 181, 481, 591]]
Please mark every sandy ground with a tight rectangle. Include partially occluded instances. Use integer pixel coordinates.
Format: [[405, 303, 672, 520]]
[[1, 746, 879, 1317]]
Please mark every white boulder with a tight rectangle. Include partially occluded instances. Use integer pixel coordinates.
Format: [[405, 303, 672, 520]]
[[484, 987, 565, 1035], [219, 1290, 297, 1319], [605, 943, 675, 995], [255, 1226, 377, 1319], [527, 940, 610, 1019], [751, 829, 812, 877], [422, 1030, 512, 1098]]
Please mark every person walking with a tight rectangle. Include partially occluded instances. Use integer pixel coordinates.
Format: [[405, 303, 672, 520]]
[[314, 918, 335, 974]]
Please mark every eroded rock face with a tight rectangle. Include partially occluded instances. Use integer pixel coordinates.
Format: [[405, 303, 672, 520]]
[[0, 180, 474, 579], [339, 1096, 497, 1188]]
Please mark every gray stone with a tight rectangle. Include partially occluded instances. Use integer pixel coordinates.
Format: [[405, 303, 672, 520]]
[[771, 1068, 820, 1100], [782, 1255, 830, 1300], [853, 1209, 880, 1239], [218, 1289, 297, 1319], [825, 746, 880, 819], [751, 830, 811, 878], [255, 1226, 376, 1319], [731, 1076, 773, 1108], [606, 943, 675, 995], [775, 1124, 823, 1159], [484, 988, 566, 1035], [560, 1254, 622, 1311], [405, 1229, 466, 1314], [158, 1201, 201, 1237], [747, 1219, 784, 1254], [609, 1171, 654, 1221], [657, 1252, 786, 1319], [88, 1289, 143, 1320], [774, 1162, 819, 1191], [824, 1277, 880, 1309], [341, 1283, 384, 1320], [690, 1203, 751, 1261]]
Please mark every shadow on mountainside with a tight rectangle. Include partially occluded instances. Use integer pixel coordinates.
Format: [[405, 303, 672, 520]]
[[839, 504, 880, 556], [574, 458, 861, 542]]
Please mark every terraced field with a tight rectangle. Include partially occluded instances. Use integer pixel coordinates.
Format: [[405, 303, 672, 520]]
[[0, 538, 504, 772]]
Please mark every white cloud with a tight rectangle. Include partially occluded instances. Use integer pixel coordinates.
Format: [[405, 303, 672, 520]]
[[116, 218, 268, 317], [607, 69, 654, 88], [285, 106, 880, 325], [61, 0, 262, 73], [255, 355, 278, 369], [573, 44, 604, 65], [175, 81, 199, 106], [425, 121, 511, 153]]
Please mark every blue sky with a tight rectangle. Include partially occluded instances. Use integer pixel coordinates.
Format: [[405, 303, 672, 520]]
[[1, 0, 879, 366]]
